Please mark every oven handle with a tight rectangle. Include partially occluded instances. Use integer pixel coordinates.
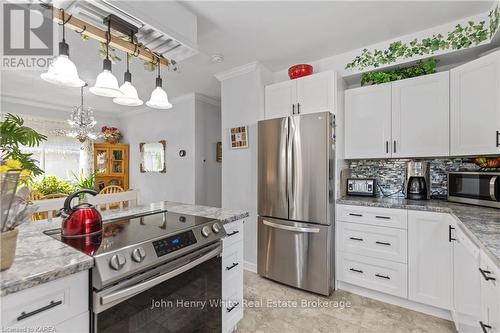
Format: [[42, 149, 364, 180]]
[[99, 245, 222, 306], [490, 176, 497, 201]]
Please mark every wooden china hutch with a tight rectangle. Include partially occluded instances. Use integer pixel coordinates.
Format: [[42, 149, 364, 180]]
[[93, 143, 129, 191]]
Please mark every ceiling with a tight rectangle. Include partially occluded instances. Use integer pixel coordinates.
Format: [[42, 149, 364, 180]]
[[1, 1, 494, 116]]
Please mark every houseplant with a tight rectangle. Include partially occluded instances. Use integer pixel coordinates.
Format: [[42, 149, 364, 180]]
[[32, 175, 75, 196], [0, 113, 47, 181]]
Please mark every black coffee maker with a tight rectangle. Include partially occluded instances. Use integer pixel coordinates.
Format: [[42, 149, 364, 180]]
[[405, 161, 430, 200]]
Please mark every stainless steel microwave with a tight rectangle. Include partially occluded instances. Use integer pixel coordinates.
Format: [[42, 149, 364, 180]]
[[448, 172, 500, 208]]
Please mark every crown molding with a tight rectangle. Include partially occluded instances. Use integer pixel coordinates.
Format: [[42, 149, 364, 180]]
[[1, 93, 119, 118], [215, 61, 260, 81]]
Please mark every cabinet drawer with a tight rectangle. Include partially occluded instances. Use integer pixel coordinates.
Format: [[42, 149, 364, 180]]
[[338, 222, 407, 263], [222, 278, 244, 333], [223, 220, 244, 249], [338, 252, 408, 298], [222, 241, 243, 283], [1, 271, 89, 329], [337, 205, 407, 229]]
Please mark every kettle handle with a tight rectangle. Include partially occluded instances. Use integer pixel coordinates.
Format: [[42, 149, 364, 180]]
[[63, 189, 99, 213]]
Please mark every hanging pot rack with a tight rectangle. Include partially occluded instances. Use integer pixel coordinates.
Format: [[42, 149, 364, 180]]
[[49, 5, 170, 67]]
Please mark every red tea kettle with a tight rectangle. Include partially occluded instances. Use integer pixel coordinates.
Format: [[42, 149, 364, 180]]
[[58, 189, 102, 238]]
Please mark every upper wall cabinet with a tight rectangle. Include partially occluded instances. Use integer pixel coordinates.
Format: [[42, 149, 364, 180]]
[[392, 72, 449, 158], [345, 84, 392, 159], [265, 71, 335, 119], [450, 51, 500, 156], [345, 72, 450, 159]]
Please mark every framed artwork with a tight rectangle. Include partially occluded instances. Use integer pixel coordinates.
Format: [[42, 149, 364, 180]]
[[229, 126, 248, 149], [216, 142, 222, 162]]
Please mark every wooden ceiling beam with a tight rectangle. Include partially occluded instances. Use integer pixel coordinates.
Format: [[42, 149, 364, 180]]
[[51, 6, 170, 67]]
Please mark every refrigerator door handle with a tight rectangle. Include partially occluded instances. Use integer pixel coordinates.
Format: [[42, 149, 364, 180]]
[[262, 219, 320, 233], [287, 117, 294, 217]]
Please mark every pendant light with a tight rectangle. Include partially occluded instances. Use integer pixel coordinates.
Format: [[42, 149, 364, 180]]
[[113, 34, 143, 106], [146, 56, 172, 110], [40, 9, 85, 88], [89, 20, 122, 98]]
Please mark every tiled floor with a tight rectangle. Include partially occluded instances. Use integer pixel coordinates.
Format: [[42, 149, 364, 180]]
[[236, 271, 456, 333]]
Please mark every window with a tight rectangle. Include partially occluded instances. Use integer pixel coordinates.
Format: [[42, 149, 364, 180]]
[[17, 115, 82, 180]]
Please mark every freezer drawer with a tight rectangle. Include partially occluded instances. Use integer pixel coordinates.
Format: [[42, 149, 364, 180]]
[[257, 216, 332, 295]]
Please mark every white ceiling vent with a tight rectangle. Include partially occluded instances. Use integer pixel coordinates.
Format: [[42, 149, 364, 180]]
[[59, 0, 198, 62]]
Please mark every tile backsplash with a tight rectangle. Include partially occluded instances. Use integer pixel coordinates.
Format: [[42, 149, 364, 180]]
[[347, 158, 479, 198]]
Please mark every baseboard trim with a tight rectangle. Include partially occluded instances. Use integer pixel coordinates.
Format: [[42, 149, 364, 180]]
[[243, 261, 257, 273], [336, 281, 452, 321]]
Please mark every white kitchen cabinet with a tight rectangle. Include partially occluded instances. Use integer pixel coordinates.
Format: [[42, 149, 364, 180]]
[[479, 250, 500, 333], [265, 80, 297, 120], [264, 71, 335, 119], [1, 271, 89, 331], [451, 50, 500, 156], [453, 225, 481, 333], [222, 219, 244, 333], [344, 84, 392, 159], [296, 71, 335, 115], [408, 210, 453, 310], [392, 72, 450, 158]]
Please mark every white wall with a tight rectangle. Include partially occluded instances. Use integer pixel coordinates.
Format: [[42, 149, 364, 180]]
[[195, 97, 222, 207], [120, 93, 221, 206], [218, 63, 272, 270], [121, 97, 196, 205]]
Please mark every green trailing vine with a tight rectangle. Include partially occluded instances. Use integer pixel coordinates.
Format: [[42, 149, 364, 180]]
[[346, 5, 500, 71], [360, 58, 437, 86]]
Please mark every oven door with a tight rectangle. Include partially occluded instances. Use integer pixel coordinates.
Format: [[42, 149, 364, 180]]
[[448, 172, 500, 206], [92, 242, 222, 333]]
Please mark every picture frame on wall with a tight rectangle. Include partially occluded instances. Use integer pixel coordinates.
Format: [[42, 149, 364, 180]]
[[229, 126, 248, 149], [216, 142, 222, 162]]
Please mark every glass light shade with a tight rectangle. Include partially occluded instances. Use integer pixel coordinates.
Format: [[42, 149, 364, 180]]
[[40, 55, 85, 87], [89, 70, 122, 98], [146, 87, 172, 109], [113, 81, 143, 106]]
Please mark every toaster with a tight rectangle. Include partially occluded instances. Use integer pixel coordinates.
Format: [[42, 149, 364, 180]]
[[346, 178, 377, 197]]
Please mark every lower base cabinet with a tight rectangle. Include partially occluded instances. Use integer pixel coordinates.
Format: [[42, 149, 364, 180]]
[[222, 219, 244, 333], [408, 211, 453, 310], [479, 250, 500, 333], [0, 271, 89, 332]]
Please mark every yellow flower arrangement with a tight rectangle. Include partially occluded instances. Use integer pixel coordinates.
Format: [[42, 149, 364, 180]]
[[0, 159, 32, 183]]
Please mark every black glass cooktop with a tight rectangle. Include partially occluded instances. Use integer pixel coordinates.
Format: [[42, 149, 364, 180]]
[[44, 211, 216, 256]]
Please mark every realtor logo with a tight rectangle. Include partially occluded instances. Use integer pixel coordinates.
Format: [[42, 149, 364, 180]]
[[3, 3, 53, 56]]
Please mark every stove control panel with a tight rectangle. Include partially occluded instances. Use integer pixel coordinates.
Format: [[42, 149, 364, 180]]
[[152, 230, 197, 257]]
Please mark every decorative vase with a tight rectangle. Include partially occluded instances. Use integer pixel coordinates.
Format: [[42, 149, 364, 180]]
[[106, 137, 118, 144], [0, 229, 19, 271]]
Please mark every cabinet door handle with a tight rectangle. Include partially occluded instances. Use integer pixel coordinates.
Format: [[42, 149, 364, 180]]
[[375, 274, 390, 280], [349, 237, 363, 241], [496, 131, 500, 147], [479, 268, 496, 281], [227, 230, 239, 237], [375, 215, 391, 220], [480, 321, 492, 333], [375, 241, 391, 246], [393, 140, 397, 153], [349, 268, 363, 273], [292, 104, 295, 114], [297, 103, 300, 114], [226, 262, 239, 271], [17, 300, 62, 321], [227, 302, 239, 313], [386, 141, 389, 154], [348, 213, 363, 217], [449, 225, 456, 242]]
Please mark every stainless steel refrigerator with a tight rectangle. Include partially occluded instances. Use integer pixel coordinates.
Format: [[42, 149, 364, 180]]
[[257, 111, 335, 296]]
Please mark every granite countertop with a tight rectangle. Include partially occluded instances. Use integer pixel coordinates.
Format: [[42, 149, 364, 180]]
[[337, 196, 500, 267], [0, 201, 249, 297]]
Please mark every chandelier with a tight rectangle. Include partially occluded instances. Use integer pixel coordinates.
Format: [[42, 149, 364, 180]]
[[66, 85, 103, 142]]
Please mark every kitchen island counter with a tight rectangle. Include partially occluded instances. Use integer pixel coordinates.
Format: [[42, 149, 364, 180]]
[[0, 201, 248, 296]]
